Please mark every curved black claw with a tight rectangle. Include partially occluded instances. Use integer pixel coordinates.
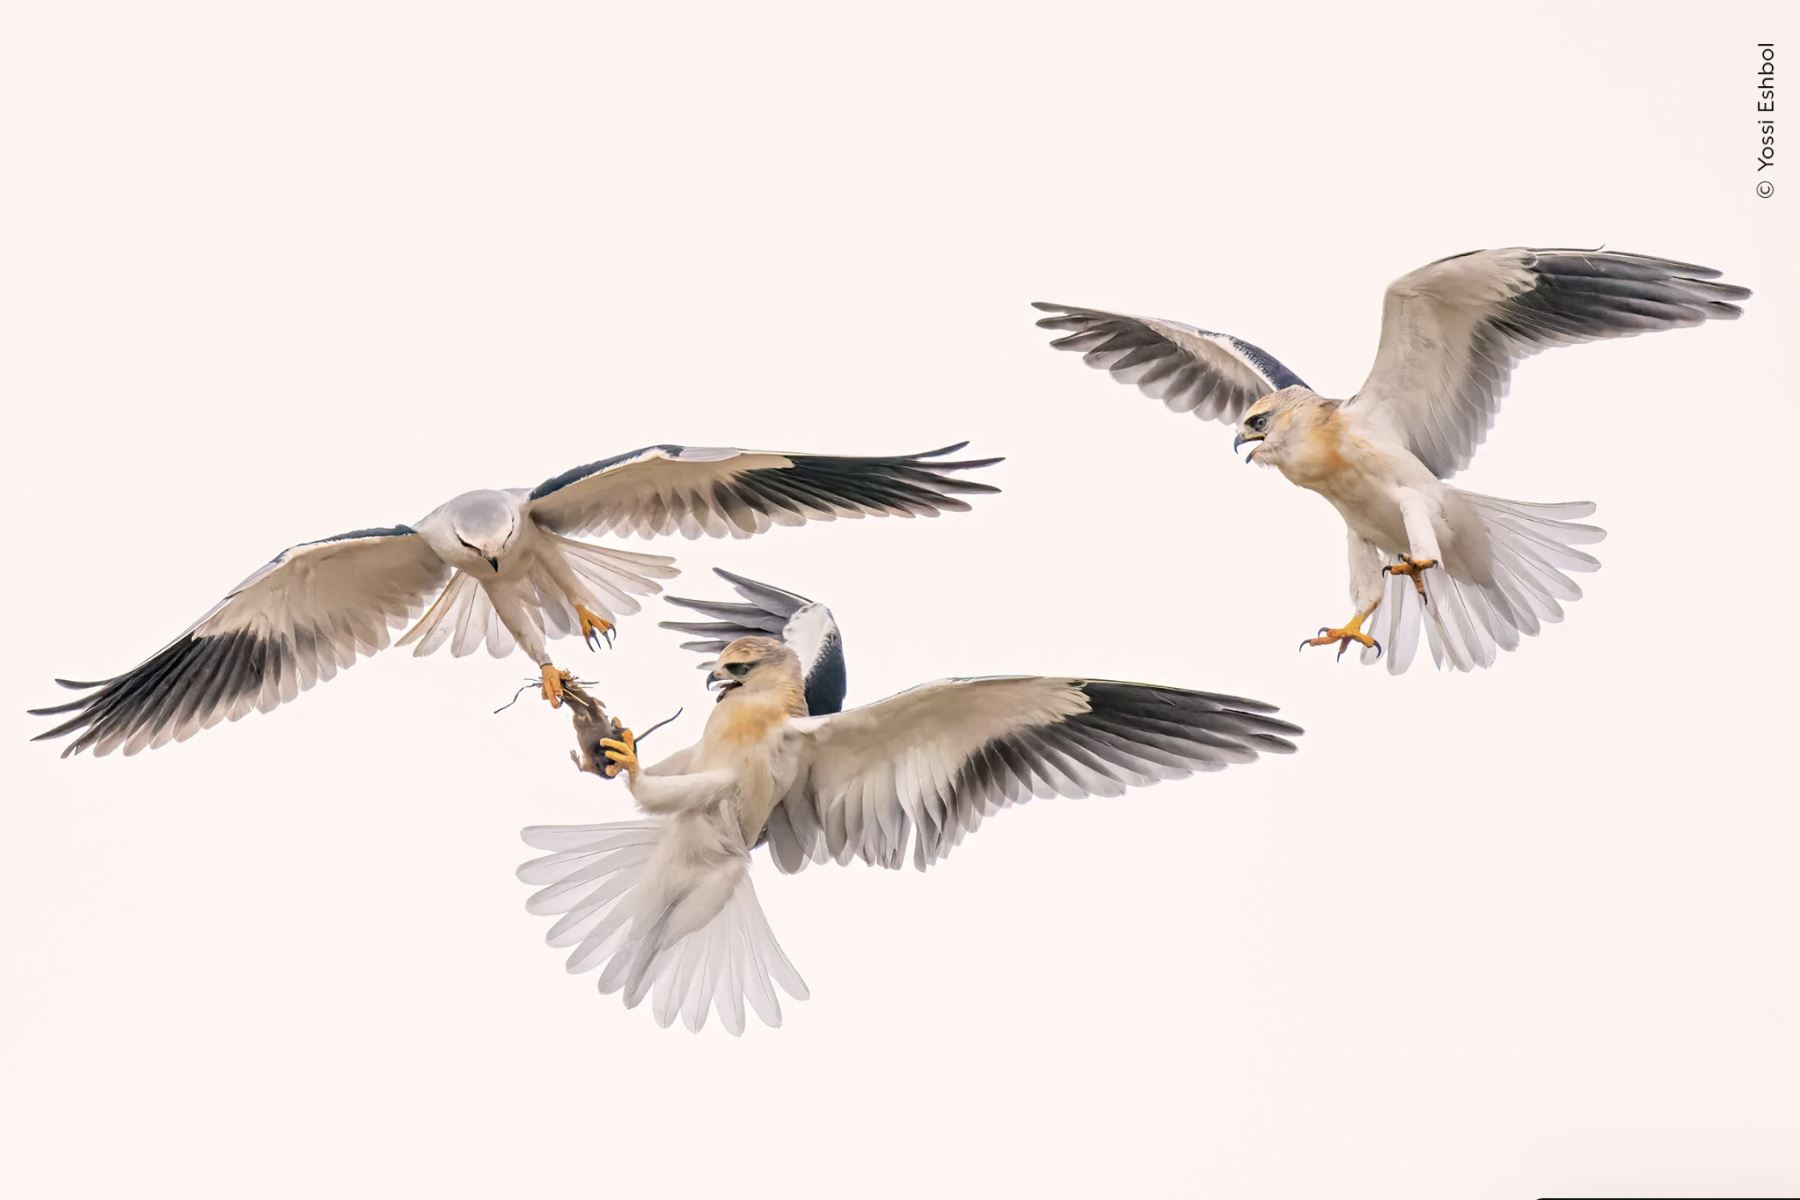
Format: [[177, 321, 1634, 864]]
[[1382, 559, 1434, 607], [585, 626, 617, 653], [1301, 631, 1383, 662], [1334, 634, 1383, 662]]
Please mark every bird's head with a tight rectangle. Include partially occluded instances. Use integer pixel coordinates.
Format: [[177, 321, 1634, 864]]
[[1232, 386, 1329, 466], [448, 493, 519, 572], [709, 636, 802, 704]]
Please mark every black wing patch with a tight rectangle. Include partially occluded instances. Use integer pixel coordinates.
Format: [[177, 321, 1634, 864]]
[[304, 523, 418, 545], [529, 445, 686, 502], [915, 682, 1302, 870], [32, 628, 287, 758]]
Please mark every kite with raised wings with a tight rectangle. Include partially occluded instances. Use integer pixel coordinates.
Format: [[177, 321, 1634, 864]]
[[519, 579, 1302, 1033], [659, 567, 848, 717], [30, 444, 997, 757], [1036, 248, 1750, 672]]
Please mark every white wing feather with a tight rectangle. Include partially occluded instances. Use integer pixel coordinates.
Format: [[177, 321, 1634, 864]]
[[526, 443, 999, 540], [33, 528, 449, 756], [1349, 248, 1749, 477], [518, 818, 808, 1035], [770, 677, 1302, 873]]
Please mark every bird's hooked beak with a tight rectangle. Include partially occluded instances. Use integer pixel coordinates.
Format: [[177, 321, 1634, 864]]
[[708, 667, 742, 702], [487, 555, 500, 572], [1233, 431, 1264, 463]]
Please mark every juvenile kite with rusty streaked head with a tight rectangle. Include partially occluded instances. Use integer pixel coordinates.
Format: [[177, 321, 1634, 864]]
[[519, 575, 1301, 1033], [1036, 247, 1749, 672]]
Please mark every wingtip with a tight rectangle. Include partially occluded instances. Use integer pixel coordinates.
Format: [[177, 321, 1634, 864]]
[[917, 449, 1004, 483], [930, 457, 1005, 483], [709, 566, 767, 590]]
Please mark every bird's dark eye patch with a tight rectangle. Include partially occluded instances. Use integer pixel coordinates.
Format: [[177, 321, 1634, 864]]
[[456, 536, 479, 553], [1248, 414, 1271, 433], [725, 662, 752, 678]]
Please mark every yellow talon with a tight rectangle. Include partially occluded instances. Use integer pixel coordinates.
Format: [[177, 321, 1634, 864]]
[[599, 728, 638, 779], [1300, 607, 1381, 661], [1383, 555, 1438, 601], [577, 604, 615, 651], [540, 664, 573, 708]]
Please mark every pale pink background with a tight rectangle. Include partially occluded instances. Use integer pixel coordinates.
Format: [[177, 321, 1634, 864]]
[[2, 1, 1795, 1196]]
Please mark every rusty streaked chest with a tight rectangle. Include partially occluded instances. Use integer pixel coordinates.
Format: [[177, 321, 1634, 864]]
[[697, 694, 803, 841]]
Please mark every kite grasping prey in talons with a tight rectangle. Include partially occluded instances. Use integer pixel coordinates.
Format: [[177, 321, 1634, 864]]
[[519, 575, 1301, 1033], [1037, 248, 1751, 672], [553, 675, 681, 781], [30, 444, 999, 757]]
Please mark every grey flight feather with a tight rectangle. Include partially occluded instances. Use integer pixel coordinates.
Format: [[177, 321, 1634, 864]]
[[29, 528, 448, 758], [1033, 301, 1307, 425], [773, 677, 1302, 874], [526, 443, 1003, 540], [1350, 247, 1752, 478]]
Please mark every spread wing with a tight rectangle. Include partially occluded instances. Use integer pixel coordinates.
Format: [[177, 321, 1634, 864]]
[[525, 443, 1000, 540], [31, 528, 451, 757], [763, 677, 1302, 873], [1033, 302, 1307, 424], [1348, 247, 1751, 477], [659, 569, 847, 716]]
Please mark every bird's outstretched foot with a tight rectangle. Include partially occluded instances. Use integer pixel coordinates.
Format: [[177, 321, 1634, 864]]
[[1299, 616, 1381, 661], [540, 663, 574, 708], [576, 604, 615, 651], [599, 728, 638, 780], [1383, 555, 1438, 602]]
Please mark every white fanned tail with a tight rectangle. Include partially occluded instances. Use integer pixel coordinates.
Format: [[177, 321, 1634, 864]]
[[1363, 492, 1604, 673], [518, 819, 809, 1034], [398, 540, 677, 658]]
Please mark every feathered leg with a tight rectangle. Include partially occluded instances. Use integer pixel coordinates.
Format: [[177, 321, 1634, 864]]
[[1389, 489, 1442, 602], [1302, 530, 1387, 660]]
